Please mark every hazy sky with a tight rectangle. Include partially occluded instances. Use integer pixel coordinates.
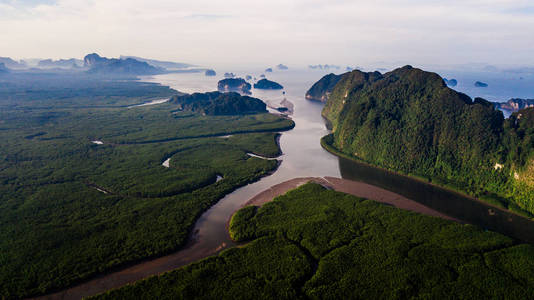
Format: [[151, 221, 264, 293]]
[[1, 0, 534, 68]]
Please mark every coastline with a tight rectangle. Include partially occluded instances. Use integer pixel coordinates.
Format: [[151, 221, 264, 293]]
[[320, 134, 534, 221], [242, 177, 459, 222]]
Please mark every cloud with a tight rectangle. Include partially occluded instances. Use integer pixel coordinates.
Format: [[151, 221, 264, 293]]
[[0, 0, 532, 67]]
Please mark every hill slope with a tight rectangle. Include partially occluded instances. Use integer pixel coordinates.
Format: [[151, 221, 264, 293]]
[[321, 66, 534, 215]]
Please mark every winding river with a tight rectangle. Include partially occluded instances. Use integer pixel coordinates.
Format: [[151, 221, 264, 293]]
[[38, 69, 534, 299]]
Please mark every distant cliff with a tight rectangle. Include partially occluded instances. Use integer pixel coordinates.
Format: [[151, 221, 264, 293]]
[[305, 73, 343, 102], [494, 98, 534, 115], [169, 91, 266, 115], [253, 79, 283, 90], [218, 78, 251, 94], [84, 53, 164, 75], [319, 65, 534, 215]]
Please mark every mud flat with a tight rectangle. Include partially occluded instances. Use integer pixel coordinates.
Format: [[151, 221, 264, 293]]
[[244, 176, 458, 222]]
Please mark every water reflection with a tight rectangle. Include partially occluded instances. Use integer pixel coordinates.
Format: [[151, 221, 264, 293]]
[[338, 156, 534, 243]]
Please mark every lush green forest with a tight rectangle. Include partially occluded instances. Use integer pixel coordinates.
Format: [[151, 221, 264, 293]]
[[0, 73, 294, 298], [319, 66, 534, 216], [94, 183, 534, 299], [169, 91, 267, 115]]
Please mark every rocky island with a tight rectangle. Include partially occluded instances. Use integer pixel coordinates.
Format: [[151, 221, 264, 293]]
[[217, 78, 252, 94], [276, 64, 288, 70], [253, 78, 283, 90], [443, 78, 457, 87], [474, 81, 488, 87], [494, 98, 534, 115], [265, 68, 273, 72], [169, 91, 267, 115], [205, 69, 216, 76]]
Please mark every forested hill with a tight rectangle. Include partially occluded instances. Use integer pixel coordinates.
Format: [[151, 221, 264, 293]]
[[169, 91, 267, 115], [305, 73, 343, 102], [320, 65, 534, 216]]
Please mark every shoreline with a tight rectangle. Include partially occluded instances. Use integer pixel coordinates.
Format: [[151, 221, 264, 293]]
[[243, 177, 459, 222], [320, 134, 534, 221]]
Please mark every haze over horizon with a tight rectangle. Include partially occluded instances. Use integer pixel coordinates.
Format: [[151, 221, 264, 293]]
[[1, 0, 534, 68]]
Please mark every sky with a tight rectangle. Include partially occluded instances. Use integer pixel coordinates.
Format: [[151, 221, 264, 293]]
[[1, 0, 534, 68]]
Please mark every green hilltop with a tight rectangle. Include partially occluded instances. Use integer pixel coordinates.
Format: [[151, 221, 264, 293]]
[[319, 65, 534, 216]]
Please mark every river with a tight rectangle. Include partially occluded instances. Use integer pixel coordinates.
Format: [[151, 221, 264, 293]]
[[38, 68, 534, 299]]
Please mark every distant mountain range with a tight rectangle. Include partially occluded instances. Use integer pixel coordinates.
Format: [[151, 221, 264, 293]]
[[84, 53, 164, 75], [0, 54, 196, 75], [0, 57, 26, 69], [120, 55, 193, 69], [38, 58, 84, 69]]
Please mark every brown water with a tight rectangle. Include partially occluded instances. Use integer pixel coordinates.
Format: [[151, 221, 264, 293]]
[[37, 69, 534, 299]]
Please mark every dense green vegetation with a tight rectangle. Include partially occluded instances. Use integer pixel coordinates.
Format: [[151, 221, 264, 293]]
[[95, 183, 534, 299], [0, 73, 294, 298], [169, 91, 267, 115], [320, 66, 534, 216], [304, 73, 342, 102], [253, 79, 283, 90]]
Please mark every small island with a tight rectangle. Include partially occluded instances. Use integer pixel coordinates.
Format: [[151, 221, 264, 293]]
[[276, 64, 288, 70], [253, 78, 283, 90], [474, 81, 488, 87], [494, 98, 534, 115], [443, 78, 458, 87], [265, 68, 273, 73], [205, 69, 216, 76], [224, 72, 235, 78], [218, 78, 252, 94], [169, 91, 267, 115]]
